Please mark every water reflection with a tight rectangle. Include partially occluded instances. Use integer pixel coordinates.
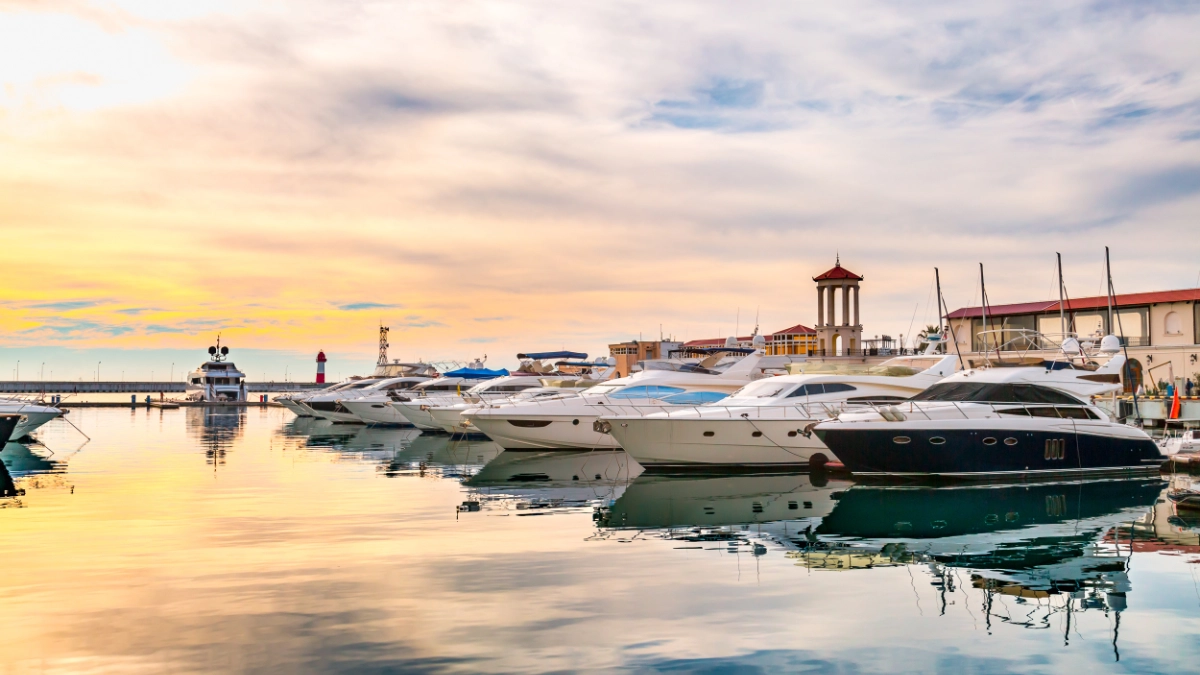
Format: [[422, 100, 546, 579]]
[[184, 407, 246, 464], [384, 434, 503, 479], [462, 450, 640, 514]]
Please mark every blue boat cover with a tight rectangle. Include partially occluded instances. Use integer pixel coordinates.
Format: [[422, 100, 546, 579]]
[[442, 368, 509, 379], [517, 351, 588, 360]]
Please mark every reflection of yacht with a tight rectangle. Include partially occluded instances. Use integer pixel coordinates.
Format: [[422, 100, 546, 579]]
[[461, 450, 640, 512], [606, 354, 957, 470], [1, 441, 66, 476], [0, 398, 64, 440], [599, 472, 852, 532], [185, 406, 246, 463], [383, 435, 506, 478], [466, 349, 769, 450], [816, 341, 1164, 477], [185, 337, 247, 402]]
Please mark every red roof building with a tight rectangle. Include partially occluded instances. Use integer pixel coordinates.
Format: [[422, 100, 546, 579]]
[[812, 263, 863, 282]]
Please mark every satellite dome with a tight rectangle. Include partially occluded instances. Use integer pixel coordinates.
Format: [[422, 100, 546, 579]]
[[1061, 337, 1082, 354], [724, 336, 738, 348], [1099, 334, 1122, 354], [752, 334, 766, 347], [605, 356, 616, 366]]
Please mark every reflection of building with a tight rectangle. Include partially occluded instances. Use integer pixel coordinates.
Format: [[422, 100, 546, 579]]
[[947, 288, 1200, 393]]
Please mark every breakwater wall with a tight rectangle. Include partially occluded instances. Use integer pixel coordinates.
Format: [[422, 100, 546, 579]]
[[0, 381, 327, 394]]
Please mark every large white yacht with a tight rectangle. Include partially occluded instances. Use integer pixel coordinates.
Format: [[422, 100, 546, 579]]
[[465, 348, 770, 450], [605, 353, 958, 470], [0, 398, 64, 440], [185, 339, 247, 402], [814, 333, 1165, 478], [277, 360, 439, 418]]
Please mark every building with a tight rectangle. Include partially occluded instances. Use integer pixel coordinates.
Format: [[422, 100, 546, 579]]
[[946, 287, 1200, 392], [675, 324, 818, 356], [813, 259, 864, 356], [607, 339, 683, 377]]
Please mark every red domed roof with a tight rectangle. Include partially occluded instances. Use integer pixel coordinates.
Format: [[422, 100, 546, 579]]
[[316, 351, 327, 362], [813, 262, 862, 281]]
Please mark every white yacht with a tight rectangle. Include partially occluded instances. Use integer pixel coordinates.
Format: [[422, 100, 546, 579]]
[[814, 334, 1165, 478], [427, 383, 600, 434], [275, 360, 439, 417], [302, 375, 434, 423], [0, 398, 64, 440], [185, 339, 247, 402], [605, 353, 958, 470], [389, 375, 511, 429], [465, 348, 770, 450]]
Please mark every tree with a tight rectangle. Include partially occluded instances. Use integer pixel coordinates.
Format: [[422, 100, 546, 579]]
[[915, 325, 943, 352]]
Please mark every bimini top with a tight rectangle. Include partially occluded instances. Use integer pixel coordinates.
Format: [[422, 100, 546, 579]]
[[442, 367, 509, 379], [517, 351, 587, 360]]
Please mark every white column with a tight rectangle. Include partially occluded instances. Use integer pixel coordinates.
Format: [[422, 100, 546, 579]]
[[827, 285, 836, 327], [842, 283, 850, 326], [817, 286, 825, 326], [853, 285, 860, 326]]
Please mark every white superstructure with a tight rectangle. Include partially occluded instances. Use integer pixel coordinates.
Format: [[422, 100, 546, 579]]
[[185, 339, 247, 402]]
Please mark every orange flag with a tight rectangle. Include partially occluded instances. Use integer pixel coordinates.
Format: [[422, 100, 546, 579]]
[[1171, 384, 1182, 420]]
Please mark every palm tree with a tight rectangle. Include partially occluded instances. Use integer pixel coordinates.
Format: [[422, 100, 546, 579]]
[[915, 324, 942, 352]]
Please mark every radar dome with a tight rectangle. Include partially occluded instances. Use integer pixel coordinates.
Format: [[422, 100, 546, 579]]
[[605, 356, 616, 366], [724, 336, 738, 348], [1099, 334, 1122, 354]]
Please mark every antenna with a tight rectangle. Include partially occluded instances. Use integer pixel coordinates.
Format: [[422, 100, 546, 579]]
[[936, 268, 965, 369], [979, 263, 989, 354], [378, 325, 390, 366], [1106, 246, 1142, 426]]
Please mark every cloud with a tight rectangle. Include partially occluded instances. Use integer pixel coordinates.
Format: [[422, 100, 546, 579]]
[[26, 300, 102, 311], [337, 302, 400, 311]]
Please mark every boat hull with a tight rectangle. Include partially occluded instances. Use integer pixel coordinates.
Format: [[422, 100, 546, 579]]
[[468, 413, 621, 450], [339, 399, 415, 427], [816, 419, 1165, 478], [11, 410, 62, 440], [609, 416, 836, 470]]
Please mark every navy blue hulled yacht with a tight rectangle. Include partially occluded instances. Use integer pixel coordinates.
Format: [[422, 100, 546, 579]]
[[814, 335, 1164, 479]]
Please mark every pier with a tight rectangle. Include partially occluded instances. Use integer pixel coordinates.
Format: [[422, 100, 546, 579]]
[[0, 381, 327, 394]]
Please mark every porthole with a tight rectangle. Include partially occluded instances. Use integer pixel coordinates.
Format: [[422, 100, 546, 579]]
[[371, 404, 385, 409], [893, 436, 911, 445], [788, 501, 798, 510], [572, 419, 579, 425], [787, 431, 797, 437], [983, 437, 998, 446], [752, 431, 763, 438], [752, 502, 764, 513], [929, 437, 946, 445], [1004, 437, 1018, 446], [703, 431, 715, 437], [803, 501, 813, 509]]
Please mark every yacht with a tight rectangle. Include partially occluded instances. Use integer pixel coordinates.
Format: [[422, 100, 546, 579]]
[[814, 334, 1165, 478], [393, 352, 605, 431], [275, 360, 439, 417], [465, 348, 771, 450], [389, 374, 512, 430], [302, 375, 434, 423], [185, 339, 247, 402], [605, 353, 958, 471], [0, 397, 65, 440]]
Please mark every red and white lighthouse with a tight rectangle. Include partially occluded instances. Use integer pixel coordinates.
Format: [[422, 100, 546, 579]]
[[316, 350, 327, 384]]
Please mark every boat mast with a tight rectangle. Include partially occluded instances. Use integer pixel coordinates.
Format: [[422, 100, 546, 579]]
[[1057, 252, 1066, 339], [979, 263, 989, 355], [1105, 250, 1114, 334], [935, 267, 965, 369], [1106, 246, 1142, 426]]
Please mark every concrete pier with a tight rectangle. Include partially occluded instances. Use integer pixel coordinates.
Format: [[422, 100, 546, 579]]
[[0, 381, 327, 394]]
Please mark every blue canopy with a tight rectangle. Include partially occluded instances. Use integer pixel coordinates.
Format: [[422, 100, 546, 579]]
[[517, 351, 588, 360], [442, 368, 509, 379]]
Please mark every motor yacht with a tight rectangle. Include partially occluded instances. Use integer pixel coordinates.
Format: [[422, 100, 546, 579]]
[[427, 383, 599, 434], [394, 352, 608, 431], [0, 397, 65, 440], [275, 361, 439, 417], [605, 353, 958, 471], [185, 338, 247, 402], [389, 374, 510, 429], [303, 376, 434, 423], [814, 334, 1165, 478], [465, 348, 771, 450]]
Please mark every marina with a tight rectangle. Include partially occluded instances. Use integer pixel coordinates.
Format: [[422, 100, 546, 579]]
[[2, 407, 1199, 672]]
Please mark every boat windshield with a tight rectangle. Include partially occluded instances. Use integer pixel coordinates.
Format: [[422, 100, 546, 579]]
[[639, 361, 722, 375], [729, 379, 798, 399], [910, 382, 1084, 405], [786, 358, 938, 377]]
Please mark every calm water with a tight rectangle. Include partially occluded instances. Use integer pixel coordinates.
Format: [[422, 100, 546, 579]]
[[2, 408, 1200, 673]]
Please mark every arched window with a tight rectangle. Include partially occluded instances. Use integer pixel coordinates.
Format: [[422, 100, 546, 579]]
[[1165, 311, 1183, 335]]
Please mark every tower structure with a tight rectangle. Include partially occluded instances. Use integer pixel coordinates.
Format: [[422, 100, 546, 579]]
[[813, 257, 864, 356], [316, 350, 327, 384], [378, 325, 390, 366]]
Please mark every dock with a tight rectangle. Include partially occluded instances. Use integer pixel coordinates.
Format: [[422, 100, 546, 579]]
[[0, 381, 326, 394]]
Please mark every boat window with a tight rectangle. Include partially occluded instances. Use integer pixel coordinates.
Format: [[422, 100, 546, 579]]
[[910, 382, 1084, 405], [607, 385, 686, 400], [788, 384, 820, 397], [480, 385, 538, 393], [656, 391, 729, 405], [191, 378, 201, 384], [822, 383, 857, 394], [1055, 406, 1100, 420]]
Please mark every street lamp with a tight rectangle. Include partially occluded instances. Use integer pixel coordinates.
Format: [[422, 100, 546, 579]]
[[284, 365, 289, 382], [15, 360, 18, 381], [97, 362, 101, 382], [40, 362, 44, 381]]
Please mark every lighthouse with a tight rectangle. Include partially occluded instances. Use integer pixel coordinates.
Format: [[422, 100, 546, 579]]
[[316, 350, 327, 384]]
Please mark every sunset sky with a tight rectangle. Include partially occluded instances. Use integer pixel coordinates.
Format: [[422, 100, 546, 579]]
[[3, 0, 1200, 380]]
